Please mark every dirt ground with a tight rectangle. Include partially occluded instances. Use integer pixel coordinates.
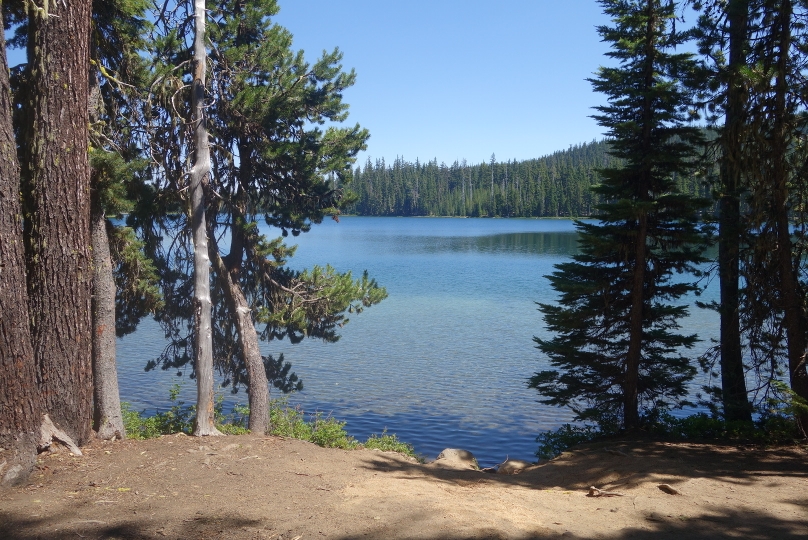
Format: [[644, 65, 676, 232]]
[[1, 434, 806, 539]]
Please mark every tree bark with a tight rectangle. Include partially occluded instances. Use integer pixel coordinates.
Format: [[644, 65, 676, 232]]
[[190, 0, 222, 437], [717, 0, 752, 423], [770, 1, 808, 433], [210, 238, 271, 433], [91, 208, 126, 440], [0, 12, 41, 487], [623, 0, 655, 430], [22, 0, 94, 446]]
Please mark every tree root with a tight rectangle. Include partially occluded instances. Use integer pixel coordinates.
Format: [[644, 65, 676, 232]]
[[588, 486, 625, 497], [38, 414, 82, 456]]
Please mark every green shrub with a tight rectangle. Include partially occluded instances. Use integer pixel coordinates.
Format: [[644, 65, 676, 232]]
[[122, 384, 250, 439], [363, 429, 419, 459], [535, 423, 604, 460], [121, 392, 419, 458]]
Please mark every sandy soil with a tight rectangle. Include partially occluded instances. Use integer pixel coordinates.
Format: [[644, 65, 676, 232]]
[[1, 434, 806, 539]]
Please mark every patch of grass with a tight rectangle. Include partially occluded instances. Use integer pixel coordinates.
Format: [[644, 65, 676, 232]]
[[535, 423, 604, 460], [121, 391, 419, 458], [268, 399, 358, 449], [362, 429, 419, 460], [647, 412, 802, 444], [122, 384, 250, 439]]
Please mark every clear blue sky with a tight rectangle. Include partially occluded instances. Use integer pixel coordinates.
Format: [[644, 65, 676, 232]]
[[273, 0, 614, 167]]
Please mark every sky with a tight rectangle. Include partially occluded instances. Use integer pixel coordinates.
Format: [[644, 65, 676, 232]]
[[4, 1, 615, 167], [272, 0, 615, 167]]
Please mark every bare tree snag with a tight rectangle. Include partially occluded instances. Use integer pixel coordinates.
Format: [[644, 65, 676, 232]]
[[91, 209, 126, 440], [189, 0, 222, 437]]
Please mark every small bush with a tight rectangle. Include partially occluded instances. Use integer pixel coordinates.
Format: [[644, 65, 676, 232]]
[[363, 429, 419, 459], [121, 392, 419, 457], [535, 423, 604, 460], [122, 384, 250, 439]]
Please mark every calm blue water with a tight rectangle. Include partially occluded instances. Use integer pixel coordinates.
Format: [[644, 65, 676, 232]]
[[117, 217, 718, 466]]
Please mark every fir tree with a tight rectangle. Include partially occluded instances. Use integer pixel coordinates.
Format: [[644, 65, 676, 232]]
[[529, 0, 708, 430]]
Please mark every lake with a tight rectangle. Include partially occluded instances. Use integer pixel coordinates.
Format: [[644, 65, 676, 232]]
[[117, 217, 719, 466]]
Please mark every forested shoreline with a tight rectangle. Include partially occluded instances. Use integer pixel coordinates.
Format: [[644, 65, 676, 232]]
[[348, 140, 711, 218], [3, 0, 808, 492]]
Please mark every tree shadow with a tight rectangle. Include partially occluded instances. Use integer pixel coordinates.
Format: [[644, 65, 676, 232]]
[[354, 437, 808, 491], [0, 510, 266, 539], [325, 507, 805, 540]]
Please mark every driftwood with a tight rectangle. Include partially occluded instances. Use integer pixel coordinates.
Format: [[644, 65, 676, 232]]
[[38, 414, 82, 456], [657, 483, 680, 495], [588, 486, 625, 497]]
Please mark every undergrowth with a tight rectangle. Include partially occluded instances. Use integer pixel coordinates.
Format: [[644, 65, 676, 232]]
[[535, 412, 805, 460], [122, 386, 419, 460]]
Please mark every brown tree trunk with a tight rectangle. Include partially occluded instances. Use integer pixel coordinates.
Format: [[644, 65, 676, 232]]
[[0, 13, 42, 487], [624, 215, 648, 430], [91, 207, 126, 440], [189, 0, 221, 437], [717, 0, 752, 423], [623, 0, 655, 431], [770, 1, 808, 433], [210, 239, 271, 433], [22, 0, 94, 446]]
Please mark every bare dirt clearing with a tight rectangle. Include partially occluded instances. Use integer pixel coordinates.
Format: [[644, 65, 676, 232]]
[[1, 434, 806, 539]]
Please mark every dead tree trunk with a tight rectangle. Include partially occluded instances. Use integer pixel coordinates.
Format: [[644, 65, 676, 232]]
[[189, 0, 222, 437], [91, 206, 126, 440]]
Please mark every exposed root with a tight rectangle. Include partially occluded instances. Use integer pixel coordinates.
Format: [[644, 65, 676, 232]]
[[38, 414, 82, 456], [588, 486, 625, 497]]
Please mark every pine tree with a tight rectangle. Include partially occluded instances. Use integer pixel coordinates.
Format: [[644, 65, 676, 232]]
[[693, 0, 754, 423], [740, 1, 808, 432], [140, 0, 385, 433], [530, 0, 708, 430]]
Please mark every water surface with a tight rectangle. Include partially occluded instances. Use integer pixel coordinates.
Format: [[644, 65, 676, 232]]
[[117, 217, 717, 466]]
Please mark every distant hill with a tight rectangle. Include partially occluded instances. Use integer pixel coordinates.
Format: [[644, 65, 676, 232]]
[[347, 139, 710, 218]]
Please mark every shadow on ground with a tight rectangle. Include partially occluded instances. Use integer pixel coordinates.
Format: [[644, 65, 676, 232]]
[[356, 437, 808, 491]]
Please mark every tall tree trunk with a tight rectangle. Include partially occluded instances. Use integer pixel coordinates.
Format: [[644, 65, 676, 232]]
[[91, 206, 126, 440], [624, 215, 648, 430], [0, 13, 41, 487], [718, 0, 752, 423], [22, 0, 94, 446], [623, 0, 655, 431], [190, 0, 221, 437], [770, 1, 808, 432]]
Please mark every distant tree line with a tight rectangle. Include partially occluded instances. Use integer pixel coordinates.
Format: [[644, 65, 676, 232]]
[[347, 140, 712, 218]]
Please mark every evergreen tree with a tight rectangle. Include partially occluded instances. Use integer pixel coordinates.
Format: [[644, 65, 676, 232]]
[[692, 0, 755, 422], [529, 0, 708, 430], [140, 0, 385, 433], [88, 0, 157, 440], [739, 1, 808, 432]]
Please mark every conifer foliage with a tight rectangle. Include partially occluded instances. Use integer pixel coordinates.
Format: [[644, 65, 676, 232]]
[[529, 0, 709, 429]]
